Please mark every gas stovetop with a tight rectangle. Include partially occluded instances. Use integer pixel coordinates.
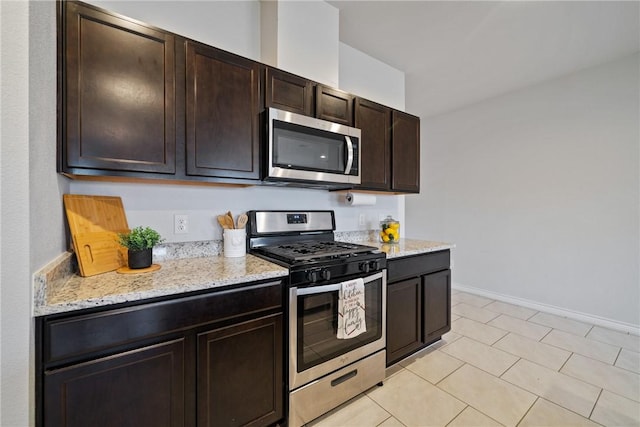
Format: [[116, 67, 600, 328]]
[[246, 210, 386, 286], [255, 240, 379, 263]]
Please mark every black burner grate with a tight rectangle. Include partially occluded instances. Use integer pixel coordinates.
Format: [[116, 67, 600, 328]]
[[258, 240, 377, 262]]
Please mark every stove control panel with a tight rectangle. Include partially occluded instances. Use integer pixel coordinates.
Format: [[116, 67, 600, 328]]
[[359, 260, 381, 273], [287, 213, 308, 224], [305, 268, 331, 283]]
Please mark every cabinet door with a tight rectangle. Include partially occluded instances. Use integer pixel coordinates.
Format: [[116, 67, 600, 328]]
[[315, 85, 354, 126], [423, 269, 451, 343], [391, 110, 420, 192], [63, 2, 176, 174], [386, 278, 423, 366], [44, 339, 185, 427], [265, 68, 314, 116], [186, 41, 261, 179], [355, 98, 391, 190], [197, 313, 283, 427]]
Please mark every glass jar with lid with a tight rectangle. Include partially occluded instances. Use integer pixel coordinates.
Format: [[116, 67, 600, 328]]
[[379, 215, 400, 244]]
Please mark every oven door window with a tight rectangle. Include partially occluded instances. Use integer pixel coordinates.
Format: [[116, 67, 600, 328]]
[[296, 276, 383, 372], [273, 121, 348, 174]]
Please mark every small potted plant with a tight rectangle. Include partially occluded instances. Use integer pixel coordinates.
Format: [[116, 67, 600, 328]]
[[118, 226, 164, 269]]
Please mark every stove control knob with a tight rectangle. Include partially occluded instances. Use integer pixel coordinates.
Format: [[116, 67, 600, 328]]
[[320, 269, 331, 281], [369, 260, 381, 271], [359, 262, 370, 273], [306, 270, 319, 283]]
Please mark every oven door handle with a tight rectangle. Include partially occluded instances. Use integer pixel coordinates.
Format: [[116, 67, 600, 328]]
[[295, 271, 384, 296], [296, 283, 342, 296]]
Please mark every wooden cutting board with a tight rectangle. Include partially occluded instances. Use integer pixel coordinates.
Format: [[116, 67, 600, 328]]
[[63, 194, 130, 276]]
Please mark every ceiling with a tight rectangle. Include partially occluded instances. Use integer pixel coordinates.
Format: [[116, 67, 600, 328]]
[[328, 1, 640, 118]]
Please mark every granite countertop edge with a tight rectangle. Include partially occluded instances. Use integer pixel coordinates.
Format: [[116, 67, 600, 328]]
[[350, 238, 456, 259], [33, 237, 454, 317], [34, 254, 289, 317]]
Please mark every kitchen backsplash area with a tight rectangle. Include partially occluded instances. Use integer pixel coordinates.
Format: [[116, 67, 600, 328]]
[[69, 180, 404, 244]]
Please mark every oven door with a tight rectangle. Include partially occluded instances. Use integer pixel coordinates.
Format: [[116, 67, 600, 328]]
[[289, 270, 386, 390]]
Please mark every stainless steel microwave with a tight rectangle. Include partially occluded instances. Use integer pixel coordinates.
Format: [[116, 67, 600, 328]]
[[265, 108, 361, 188]]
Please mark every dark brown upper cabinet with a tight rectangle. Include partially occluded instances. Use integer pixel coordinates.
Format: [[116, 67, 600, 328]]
[[61, 2, 176, 175], [265, 67, 314, 116], [185, 41, 262, 180], [58, 1, 420, 192], [391, 110, 420, 193], [315, 85, 354, 126], [354, 98, 392, 191]]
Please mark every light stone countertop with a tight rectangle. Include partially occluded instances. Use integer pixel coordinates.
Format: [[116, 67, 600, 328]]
[[341, 238, 455, 259], [33, 236, 453, 317], [35, 254, 288, 317]]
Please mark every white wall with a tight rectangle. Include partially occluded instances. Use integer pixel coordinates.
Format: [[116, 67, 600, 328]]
[[2, 1, 66, 424], [407, 54, 640, 329], [339, 42, 405, 111], [262, 1, 339, 87], [89, 1, 262, 61], [69, 181, 400, 243], [1, 3, 32, 425]]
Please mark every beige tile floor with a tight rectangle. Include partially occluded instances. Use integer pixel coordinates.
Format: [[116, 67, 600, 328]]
[[308, 290, 640, 427]]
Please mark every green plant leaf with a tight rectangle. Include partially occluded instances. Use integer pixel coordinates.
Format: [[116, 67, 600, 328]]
[[118, 226, 164, 251]]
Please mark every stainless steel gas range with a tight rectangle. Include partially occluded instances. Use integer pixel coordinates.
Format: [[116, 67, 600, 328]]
[[247, 210, 387, 427]]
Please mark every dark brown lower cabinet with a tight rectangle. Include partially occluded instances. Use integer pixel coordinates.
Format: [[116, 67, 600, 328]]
[[198, 314, 283, 427], [37, 281, 284, 427], [44, 339, 185, 427], [386, 278, 423, 364], [386, 251, 451, 366], [423, 269, 452, 343]]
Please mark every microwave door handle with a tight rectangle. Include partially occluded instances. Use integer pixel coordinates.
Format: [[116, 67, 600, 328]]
[[344, 136, 354, 174]]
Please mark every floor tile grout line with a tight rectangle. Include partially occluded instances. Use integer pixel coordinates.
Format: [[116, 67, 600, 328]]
[[431, 356, 468, 387], [534, 396, 607, 427], [430, 363, 506, 424], [592, 387, 640, 405], [443, 404, 470, 427], [366, 394, 400, 427], [588, 387, 604, 422], [514, 395, 539, 427], [486, 313, 554, 341], [455, 314, 620, 364], [549, 351, 640, 405], [499, 358, 616, 420], [380, 363, 469, 426], [524, 309, 539, 321], [526, 314, 595, 337], [445, 403, 507, 427], [538, 325, 555, 342], [558, 350, 573, 371], [537, 330, 621, 364], [438, 360, 539, 426]]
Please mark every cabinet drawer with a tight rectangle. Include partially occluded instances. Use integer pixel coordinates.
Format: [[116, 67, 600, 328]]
[[43, 281, 282, 367], [387, 250, 450, 283]]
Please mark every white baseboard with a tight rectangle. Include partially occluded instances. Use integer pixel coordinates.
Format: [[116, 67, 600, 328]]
[[452, 282, 640, 336]]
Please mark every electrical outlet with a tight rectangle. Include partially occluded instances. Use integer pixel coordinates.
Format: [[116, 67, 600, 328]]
[[174, 214, 188, 234], [358, 213, 365, 226]]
